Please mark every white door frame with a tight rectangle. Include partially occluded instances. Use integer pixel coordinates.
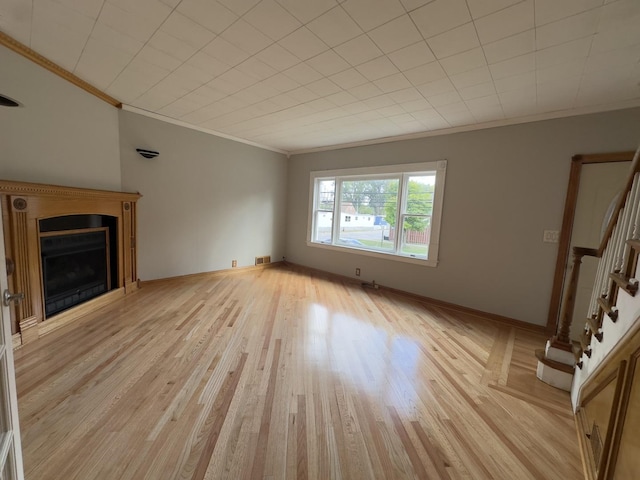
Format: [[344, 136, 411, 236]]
[[0, 202, 25, 479]]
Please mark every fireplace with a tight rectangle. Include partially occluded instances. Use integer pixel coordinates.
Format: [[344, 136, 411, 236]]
[[0, 179, 140, 347], [41, 230, 110, 316], [39, 214, 119, 317]]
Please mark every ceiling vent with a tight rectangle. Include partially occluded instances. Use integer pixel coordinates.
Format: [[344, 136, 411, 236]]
[[0, 94, 21, 107]]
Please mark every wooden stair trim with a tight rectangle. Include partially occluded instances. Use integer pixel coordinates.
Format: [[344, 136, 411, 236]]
[[535, 349, 575, 374], [597, 297, 619, 322], [609, 272, 638, 297], [580, 333, 592, 357], [586, 318, 604, 342], [625, 239, 640, 251]]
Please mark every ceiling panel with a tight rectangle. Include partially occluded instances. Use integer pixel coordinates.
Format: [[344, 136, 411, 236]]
[[0, 0, 639, 153]]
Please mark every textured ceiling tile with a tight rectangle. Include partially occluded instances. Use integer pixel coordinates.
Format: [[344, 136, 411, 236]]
[[0, 0, 32, 45], [187, 51, 231, 78], [488, 52, 535, 79], [99, 1, 170, 43], [416, 77, 456, 97], [255, 43, 301, 71], [387, 41, 436, 71], [202, 37, 251, 67], [535, 9, 600, 50], [244, 0, 301, 41], [404, 61, 447, 86], [274, 0, 338, 23], [410, 0, 471, 39], [220, 19, 274, 56], [439, 47, 486, 76], [399, 0, 432, 12], [427, 22, 480, 59], [536, 37, 591, 69], [374, 73, 412, 93], [161, 11, 216, 50], [449, 66, 492, 89], [176, 0, 237, 34], [236, 57, 279, 81], [334, 34, 384, 66], [356, 56, 399, 81], [279, 27, 329, 61], [367, 15, 423, 54], [341, 0, 405, 31], [458, 81, 497, 100], [307, 6, 363, 47], [474, 0, 534, 44], [466, 0, 523, 19], [283, 63, 323, 85], [534, 0, 604, 26], [307, 50, 351, 76], [149, 29, 200, 61], [217, 0, 261, 16], [483, 30, 535, 64]]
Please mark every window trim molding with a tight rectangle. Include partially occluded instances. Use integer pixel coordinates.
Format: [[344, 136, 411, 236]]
[[306, 160, 447, 267]]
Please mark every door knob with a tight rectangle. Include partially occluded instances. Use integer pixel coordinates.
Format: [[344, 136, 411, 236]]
[[3, 290, 24, 307]]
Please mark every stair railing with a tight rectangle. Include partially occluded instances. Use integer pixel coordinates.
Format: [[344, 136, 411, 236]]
[[551, 146, 640, 359]]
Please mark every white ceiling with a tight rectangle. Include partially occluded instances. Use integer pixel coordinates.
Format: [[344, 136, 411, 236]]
[[1, 0, 639, 153]]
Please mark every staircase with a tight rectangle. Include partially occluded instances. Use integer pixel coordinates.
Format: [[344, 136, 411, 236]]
[[536, 143, 640, 478]]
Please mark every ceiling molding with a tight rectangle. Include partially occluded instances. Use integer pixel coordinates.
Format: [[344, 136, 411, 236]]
[[121, 105, 289, 155], [0, 31, 122, 108], [290, 100, 640, 156]]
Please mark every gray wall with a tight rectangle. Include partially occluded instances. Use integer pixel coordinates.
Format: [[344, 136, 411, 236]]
[[0, 46, 121, 190], [287, 108, 640, 326], [119, 110, 288, 281]]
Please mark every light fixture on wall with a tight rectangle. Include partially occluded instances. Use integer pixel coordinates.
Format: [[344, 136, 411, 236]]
[[0, 94, 21, 107], [136, 148, 159, 159]]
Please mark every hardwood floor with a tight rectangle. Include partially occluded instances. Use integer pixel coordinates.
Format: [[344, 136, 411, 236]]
[[14, 265, 583, 479]]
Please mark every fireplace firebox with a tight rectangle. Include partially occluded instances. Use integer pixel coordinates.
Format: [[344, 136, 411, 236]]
[[40, 229, 110, 316]]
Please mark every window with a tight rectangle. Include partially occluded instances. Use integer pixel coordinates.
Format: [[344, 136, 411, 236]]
[[308, 161, 446, 266]]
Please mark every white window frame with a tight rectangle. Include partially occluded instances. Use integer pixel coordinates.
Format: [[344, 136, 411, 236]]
[[307, 160, 447, 267]]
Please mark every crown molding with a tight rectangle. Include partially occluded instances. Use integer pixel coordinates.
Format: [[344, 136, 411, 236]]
[[0, 31, 121, 108], [121, 105, 289, 155]]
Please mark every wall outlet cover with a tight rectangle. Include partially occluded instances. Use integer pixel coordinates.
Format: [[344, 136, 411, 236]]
[[543, 230, 560, 243]]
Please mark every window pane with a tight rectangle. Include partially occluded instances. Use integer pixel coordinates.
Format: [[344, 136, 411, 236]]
[[405, 175, 435, 216], [317, 180, 335, 210], [401, 215, 430, 258], [314, 179, 335, 242], [339, 179, 398, 251], [314, 211, 333, 243]]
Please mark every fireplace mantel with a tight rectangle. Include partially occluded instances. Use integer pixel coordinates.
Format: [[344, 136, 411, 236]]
[[0, 180, 141, 348]]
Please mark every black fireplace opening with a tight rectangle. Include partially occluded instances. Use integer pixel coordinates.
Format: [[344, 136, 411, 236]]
[[39, 215, 119, 317]]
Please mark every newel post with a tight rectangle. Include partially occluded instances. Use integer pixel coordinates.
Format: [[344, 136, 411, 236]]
[[551, 247, 595, 349], [536, 246, 597, 390]]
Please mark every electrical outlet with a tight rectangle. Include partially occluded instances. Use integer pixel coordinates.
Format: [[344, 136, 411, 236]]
[[232, 260, 237, 267], [543, 230, 560, 243], [355, 268, 361, 276]]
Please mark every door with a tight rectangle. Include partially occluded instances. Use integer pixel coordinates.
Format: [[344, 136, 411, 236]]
[[0, 204, 24, 479]]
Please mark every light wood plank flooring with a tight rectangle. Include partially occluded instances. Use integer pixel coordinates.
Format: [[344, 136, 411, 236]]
[[14, 265, 583, 479]]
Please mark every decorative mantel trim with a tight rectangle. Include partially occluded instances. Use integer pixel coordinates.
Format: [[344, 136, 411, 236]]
[[0, 179, 140, 201], [0, 180, 141, 348]]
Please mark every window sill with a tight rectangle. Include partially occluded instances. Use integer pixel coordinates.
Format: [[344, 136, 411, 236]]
[[307, 241, 438, 267]]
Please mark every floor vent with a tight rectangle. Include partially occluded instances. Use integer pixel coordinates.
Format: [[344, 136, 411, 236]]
[[255, 255, 271, 266]]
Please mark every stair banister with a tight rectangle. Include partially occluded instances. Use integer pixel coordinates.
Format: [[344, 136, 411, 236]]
[[537, 146, 640, 390]]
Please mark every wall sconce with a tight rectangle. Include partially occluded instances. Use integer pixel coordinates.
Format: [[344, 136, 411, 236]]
[[136, 148, 159, 159]]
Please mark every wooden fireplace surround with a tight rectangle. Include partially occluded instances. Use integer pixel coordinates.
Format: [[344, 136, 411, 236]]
[[0, 180, 141, 348]]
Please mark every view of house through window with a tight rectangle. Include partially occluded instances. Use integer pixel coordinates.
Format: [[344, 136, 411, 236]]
[[309, 161, 446, 266]]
